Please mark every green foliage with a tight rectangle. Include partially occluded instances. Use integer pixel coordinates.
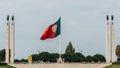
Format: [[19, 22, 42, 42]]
[[85, 55, 93, 62], [92, 54, 106, 62], [31, 42, 105, 63], [14, 59, 20, 63], [31, 51, 105, 63], [85, 54, 106, 63], [0, 65, 16, 68], [49, 53, 59, 62], [32, 54, 39, 62], [63, 52, 74, 62], [63, 52, 85, 62], [116, 45, 120, 58], [15, 59, 28, 63], [0, 49, 5, 62], [20, 59, 28, 62], [112, 62, 120, 65], [117, 58, 120, 62], [65, 42, 75, 53], [0, 63, 7, 66], [32, 52, 59, 62], [104, 65, 120, 68], [39, 52, 50, 62], [74, 53, 85, 62]]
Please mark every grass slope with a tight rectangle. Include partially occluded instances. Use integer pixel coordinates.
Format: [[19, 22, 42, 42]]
[[0, 65, 16, 68], [104, 65, 120, 68]]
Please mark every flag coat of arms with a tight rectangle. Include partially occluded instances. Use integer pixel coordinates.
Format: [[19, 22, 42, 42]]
[[40, 18, 61, 40]]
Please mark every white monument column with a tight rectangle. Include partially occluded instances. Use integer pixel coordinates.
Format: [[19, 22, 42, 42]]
[[10, 15, 15, 63], [106, 15, 111, 63], [6, 15, 10, 63], [111, 15, 115, 62]]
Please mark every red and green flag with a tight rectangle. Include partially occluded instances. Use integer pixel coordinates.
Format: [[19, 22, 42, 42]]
[[40, 18, 61, 40]]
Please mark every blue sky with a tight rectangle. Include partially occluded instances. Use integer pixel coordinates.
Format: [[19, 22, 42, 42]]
[[0, 0, 120, 59]]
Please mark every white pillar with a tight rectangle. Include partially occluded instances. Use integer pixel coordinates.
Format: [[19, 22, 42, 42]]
[[10, 15, 15, 63], [6, 15, 10, 63], [106, 15, 111, 63], [111, 15, 115, 62]]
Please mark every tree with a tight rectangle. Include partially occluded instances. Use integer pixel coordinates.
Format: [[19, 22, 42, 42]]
[[85, 55, 93, 62], [32, 54, 39, 62], [65, 42, 75, 53], [20, 59, 28, 62], [49, 53, 59, 62], [116, 45, 120, 61], [63, 52, 75, 62], [39, 52, 50, 62], [74, 53, 85, 62], [92, 54, 106, 62], [14, 59, 20, 63], [0, 49, 5, 62]]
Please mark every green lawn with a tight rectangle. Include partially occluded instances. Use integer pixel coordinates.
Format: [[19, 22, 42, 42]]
[[104, 65, 120, 68], [0, 65, 16, 68]]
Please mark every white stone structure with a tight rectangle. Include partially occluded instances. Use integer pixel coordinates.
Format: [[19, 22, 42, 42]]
[[111, 15, 115, 62], [10, 16, 15, 63], [106, 15, 111, 63], [6, 15, 10, 63], [6, 15, 15, 64], [106, 15, 115, 63]]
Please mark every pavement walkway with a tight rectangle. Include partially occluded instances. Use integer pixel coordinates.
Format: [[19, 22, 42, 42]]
[[9, 63, 112, 68]]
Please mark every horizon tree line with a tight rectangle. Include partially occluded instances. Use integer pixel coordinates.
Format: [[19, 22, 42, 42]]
[[0, 42, 106, 63]]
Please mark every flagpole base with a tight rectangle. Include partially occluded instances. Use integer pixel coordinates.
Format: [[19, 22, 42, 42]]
[[57, 57, 64, 63]]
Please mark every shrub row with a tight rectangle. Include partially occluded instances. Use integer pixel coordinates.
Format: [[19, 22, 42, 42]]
[[0, 63, 7, 66], [112, 62, 120, 65]]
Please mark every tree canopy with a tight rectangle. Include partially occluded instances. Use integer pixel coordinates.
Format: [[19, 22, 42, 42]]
[[85, 55, 93, 62], [92, 54, 106, 62], [65, 42, 75, 53], [0, 49, 5, 62], [116, 45, 120, 58], [31, 42, 106, 63], [116, 45, 120, 62]]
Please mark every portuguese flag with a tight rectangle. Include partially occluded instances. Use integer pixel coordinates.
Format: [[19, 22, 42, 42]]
[[40, 18, 61, 40]]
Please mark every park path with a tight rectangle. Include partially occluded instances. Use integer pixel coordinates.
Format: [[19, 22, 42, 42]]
[[9, 63, 111, 68]]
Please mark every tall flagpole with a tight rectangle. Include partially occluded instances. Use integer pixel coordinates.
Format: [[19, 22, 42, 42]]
[[59, 34, 62, 60], [60, 17, 61, 60], [58, 17, 62, 63]]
